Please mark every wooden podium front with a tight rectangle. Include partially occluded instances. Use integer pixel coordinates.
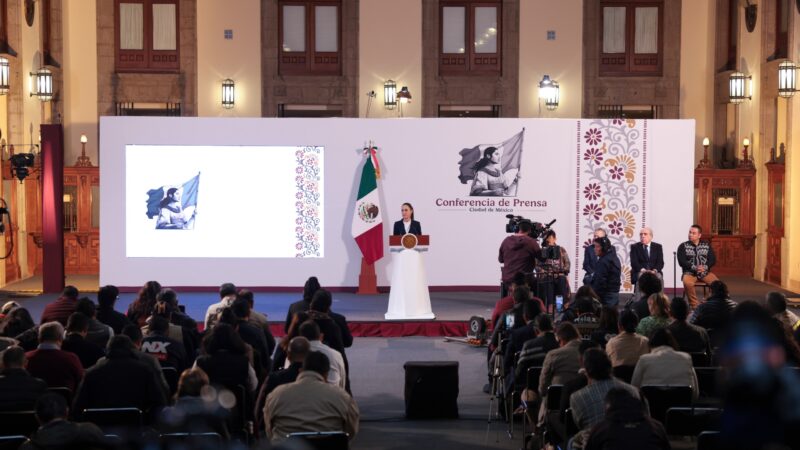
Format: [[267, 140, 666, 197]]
[[386, 234, 435, 320]]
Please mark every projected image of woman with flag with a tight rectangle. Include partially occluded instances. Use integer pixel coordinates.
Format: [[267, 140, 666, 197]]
[[145, 173, 200, 230], [457, 129, 525, 197]]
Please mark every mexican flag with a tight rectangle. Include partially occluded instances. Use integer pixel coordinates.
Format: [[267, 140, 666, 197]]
[[352, 148, 384, 264]]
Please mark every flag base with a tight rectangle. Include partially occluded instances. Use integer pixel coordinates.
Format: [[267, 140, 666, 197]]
[[357, 258, 379, 295]]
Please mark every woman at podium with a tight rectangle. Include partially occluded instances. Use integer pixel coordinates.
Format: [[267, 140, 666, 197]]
[[393, 202, 421, 235]]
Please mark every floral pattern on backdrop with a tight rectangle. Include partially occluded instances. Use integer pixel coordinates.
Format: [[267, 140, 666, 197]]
[[575, 119, 646, 293], [295, 146, 323, 257]]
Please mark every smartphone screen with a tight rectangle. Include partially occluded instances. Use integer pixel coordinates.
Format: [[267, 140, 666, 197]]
[[556, 295, 564, 312], [505, 313, 515, 329]]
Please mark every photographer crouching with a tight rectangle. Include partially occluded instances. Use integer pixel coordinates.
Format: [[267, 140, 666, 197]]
[[498, 219, 541, 297]]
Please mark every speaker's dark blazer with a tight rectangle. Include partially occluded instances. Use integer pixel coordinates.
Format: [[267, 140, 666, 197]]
[[393, 220, 421, 235], [629, 241, 664, 285]]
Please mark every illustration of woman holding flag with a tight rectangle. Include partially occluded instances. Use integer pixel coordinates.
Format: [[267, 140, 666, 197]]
[[469, 146, 519, 196], [156, 187, 196, 229]]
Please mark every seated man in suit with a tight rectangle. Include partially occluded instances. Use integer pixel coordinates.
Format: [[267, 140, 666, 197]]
[[630, 227, 664, 292], [393, 202, 421, 235]]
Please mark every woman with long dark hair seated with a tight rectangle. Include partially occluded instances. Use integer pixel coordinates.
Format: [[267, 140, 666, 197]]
[[127, 280, 162, 327]]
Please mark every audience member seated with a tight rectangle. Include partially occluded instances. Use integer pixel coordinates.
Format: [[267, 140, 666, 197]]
[[160, 367, 230, 439], [766, 291, 800, 332], [689, 280, 737, 344], [0, 300, 19, 319], [0, 346, 47, 411], [147, 298, 196, 359], [311, 289, 353, 351], [667, 297, 712, 355], [285, 276, 322, 332], [19, 393, 110, 450], [491, 273, 526, 330], [717, 301, 800, 450], [274, 311, 310, 370], [298, 320, 346, 390], [142, 315, 189, 373], [515, 313, 558, 384], [538, 323, 582, 404], [40, 286, 80, 326], [308, 290, 346, 355], [584, 388, 670, 450], [572, 296, 600, 325], [157, 288, 199, 341], [489, 286, 530, 352], [230, 298, 272, 375], [203, 283, 238, 331], [569, 349, 640, 450], [630, 328, 698, 400], [254, 336, 310, 436], [25, 321, 84, 392], [546, 340, 601, 447], [237, 289, 277, 351], [504, 288, 544, 372], [75, 298, 114, 349], [591, 306, 619, 347], [127, 281, 162, 327], [606, 310, 649, 370], [0, 306, 38, 350], [635, 293, 670, 339], [264, 351, 359, 444], [118, 324, 170, 397], [625, 272, 662, 321], [61, 312, 105, 369], [195, 323, 257, 393], [95, 285, 131, 335], [72, 335, 168, 421]]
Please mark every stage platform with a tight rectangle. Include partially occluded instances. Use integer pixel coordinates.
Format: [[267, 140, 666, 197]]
[[7, 275, 799, 338]]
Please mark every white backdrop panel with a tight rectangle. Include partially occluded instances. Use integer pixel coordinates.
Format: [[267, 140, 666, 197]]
[[100, 117, 694, 289]]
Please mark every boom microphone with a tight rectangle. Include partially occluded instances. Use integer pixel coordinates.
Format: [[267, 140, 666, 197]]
[[546, 219, 557, 227], [505, 214, 516, 219]]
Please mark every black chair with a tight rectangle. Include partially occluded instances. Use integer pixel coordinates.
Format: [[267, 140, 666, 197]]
[[286, 431, 349, 450], [689, 352, 711, 367], [612, 365, 635, 383], [695, 367, 722, 400], [161, 367, 179, 397], [0, 411, 39, 437], [47, 387, 74, 405], [664, 407, 722, 437], [640, 385, 693, 423], [0, 435, 28, 450], [82, 408, 143, 432], [563, 408, 578, 450], [160, 432, 224, 450], [697, 430, 722, 450]]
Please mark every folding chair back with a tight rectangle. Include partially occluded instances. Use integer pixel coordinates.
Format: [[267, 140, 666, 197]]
[[47, 387, 74, 405], [689, 352, 711, 367], [640, 385, 693, 423], [695, 367, 722, 399], [697, 430, 722, 450], [0, 435, 29, 450], [612, 365, 635, 383], [664, 407, 722, 437], [82, 407, 143, 432], [160, 432, 224, 450]]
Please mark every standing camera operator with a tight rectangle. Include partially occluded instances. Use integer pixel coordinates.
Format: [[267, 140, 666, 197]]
[[537, 230, 571, 306], [498, 220, 541, 297]]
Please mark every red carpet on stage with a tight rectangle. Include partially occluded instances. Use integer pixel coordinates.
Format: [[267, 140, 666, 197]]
[[268, 321, 468, 338]]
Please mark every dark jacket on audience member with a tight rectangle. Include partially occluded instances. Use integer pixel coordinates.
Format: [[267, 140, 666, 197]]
[[196, 352, 252, 391], [629, 296, 651, 321], [515, 331, 559, 385], [142, 334, 189, 373], [61, 333, 105, 369], [19, 420, 111, 450], [330, 311, 353, 348], [25, 346, 84, 392], [253, 362, 302, 436], [284, 299, 311, 333], [0, 368, 48, 411], [667, 320, 712, 355], [584, 394, 670, 450], [504, 322, 538, 372], [96, 306, 131, 335], [689, 295, 738, 331], [72, 345, 167, 421], [237, 320, 272, 372], [86, 319, 113, 349]]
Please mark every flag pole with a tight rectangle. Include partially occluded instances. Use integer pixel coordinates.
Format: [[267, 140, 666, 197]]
[[357, 143, 379, 295]]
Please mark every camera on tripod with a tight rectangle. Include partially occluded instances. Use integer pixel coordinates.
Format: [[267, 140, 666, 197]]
[[504, 214, 556, 240]]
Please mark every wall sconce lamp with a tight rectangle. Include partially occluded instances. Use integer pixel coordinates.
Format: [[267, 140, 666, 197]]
[[538, 75, 560, 111], [221, 79, 235, 109], [0, 57, 9, 95], [384, 80, 397, 110], [740, 137, 754, 169], [75, 134, 93, 167], [728, 72, 752, 103], [697, 137, 711, 169], [778, 60, 798, 98], [29, 68, 53, 102]]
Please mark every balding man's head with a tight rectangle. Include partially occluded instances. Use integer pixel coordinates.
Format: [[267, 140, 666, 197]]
[[639, 227, 653, 245], [287, 336, 311, 363]]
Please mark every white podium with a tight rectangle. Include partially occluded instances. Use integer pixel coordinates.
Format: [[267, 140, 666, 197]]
[[385, 234, 435, 320]]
